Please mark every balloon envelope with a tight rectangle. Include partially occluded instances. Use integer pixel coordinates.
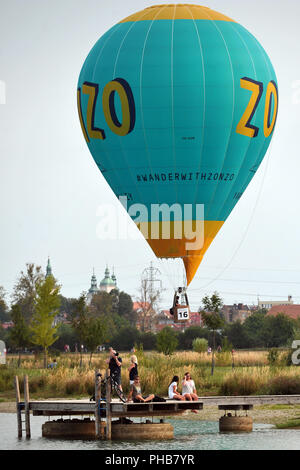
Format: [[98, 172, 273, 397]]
[[77, 4, 278, 285]]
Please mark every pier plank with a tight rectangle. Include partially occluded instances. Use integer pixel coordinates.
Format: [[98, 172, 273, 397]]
[[25, 395, 300, 418]]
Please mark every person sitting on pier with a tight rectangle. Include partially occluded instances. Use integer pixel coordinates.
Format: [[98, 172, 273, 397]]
[[168, 376, 185, 401], [127, 376, 155, 403], [182, 372, 198, 413], [182, 372, 198, 400]]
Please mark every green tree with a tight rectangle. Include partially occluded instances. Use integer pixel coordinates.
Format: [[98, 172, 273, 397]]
[[224, 321, 249, 349], [115, 290, 137, 326], [89, 291, 118, 339], [139, 331, 156, 350], [156, 327, 178, 355], [243, 312, 266, 348], [0, 287, 9, 322], [261, 314, 295, 348], [70, 294, 89, 367], [110, 326, 140, 351], [9, 304, 31, 366], [53, 323, 77, 351], [200, 292, 224, 375], [192, 337, 208, 353], [0, 323, 8, 343], [58, 295, 77, 320], [177, 326, 209, 349], [90, 291, 113, 317], [30, 276, 61, 368], [84, 316, 108, 365], [12, 263, 44, 324]]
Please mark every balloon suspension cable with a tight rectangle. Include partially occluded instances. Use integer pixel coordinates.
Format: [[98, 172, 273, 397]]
[[157, 257, 185, 291]]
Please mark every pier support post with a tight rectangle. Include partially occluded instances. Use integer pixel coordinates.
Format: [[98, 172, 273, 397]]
[[105, 369, 111, 440], [218, 405, 253, 432], [14, 376, 22, 438], [94, 369, 102, 439], [24, 375, 31, 438]]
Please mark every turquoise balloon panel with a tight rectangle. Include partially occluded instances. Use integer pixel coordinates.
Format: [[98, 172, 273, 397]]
[[78, 18, 277, 223]]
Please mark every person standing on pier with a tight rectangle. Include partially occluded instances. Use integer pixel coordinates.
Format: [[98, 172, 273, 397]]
[[128, 355, 138, 385], [107, 347, 123, 391]]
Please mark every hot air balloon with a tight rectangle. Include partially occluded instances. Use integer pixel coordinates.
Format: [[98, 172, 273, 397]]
[[77, 4, 278, 320]]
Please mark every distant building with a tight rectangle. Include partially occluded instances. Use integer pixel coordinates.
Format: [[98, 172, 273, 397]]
[[133, 301, 157, 332], [45, 257, 53, 278], [86, 266, 118, 304], [258, 296, 293, 311], [155, 310, 174, 331], [190, 311, 203, 327], [267, 304, 300, 320], [154, 309, 202, 332], [86, 269, 99, 305], [1, 321, 13, 330], [99, 266, 117, 293], [221, 304, 252, 323]]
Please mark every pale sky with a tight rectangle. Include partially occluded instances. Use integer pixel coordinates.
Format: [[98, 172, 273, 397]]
[[1, 0, 300, 311]]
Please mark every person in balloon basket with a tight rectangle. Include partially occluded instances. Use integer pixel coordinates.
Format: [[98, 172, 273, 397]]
[[107, 347, 123, 391]]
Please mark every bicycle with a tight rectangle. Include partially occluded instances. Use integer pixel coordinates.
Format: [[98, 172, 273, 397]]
[[90, 373, 127, 403]]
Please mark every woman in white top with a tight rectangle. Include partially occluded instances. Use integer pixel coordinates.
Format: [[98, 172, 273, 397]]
[[182, 372, 198, 401], [168, 376, 185, 401], [182, 372, 198, 413]]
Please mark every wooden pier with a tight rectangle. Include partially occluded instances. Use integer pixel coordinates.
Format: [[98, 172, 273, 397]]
[[14, 373, 300, 440]]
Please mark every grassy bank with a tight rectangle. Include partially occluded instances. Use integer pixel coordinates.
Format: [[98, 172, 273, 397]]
[[275, 418, 300, 429], [0, 350, 299, 400]]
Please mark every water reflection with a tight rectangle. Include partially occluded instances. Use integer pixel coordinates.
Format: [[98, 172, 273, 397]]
[[1, 414, 299, 450]]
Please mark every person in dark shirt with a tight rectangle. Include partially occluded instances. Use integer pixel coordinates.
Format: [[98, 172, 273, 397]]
[[128, 354, 138, 385], [107, 347, 123, 391], [127, 376, 154, 403]]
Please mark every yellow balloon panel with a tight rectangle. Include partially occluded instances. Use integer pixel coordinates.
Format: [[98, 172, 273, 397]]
[[136, 220, 224, 285]]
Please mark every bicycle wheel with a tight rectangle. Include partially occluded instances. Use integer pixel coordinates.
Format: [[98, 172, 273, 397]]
[[110, 376, 127, 403]]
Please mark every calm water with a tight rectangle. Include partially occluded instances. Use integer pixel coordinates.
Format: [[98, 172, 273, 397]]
[[1, 414, 300, 450]]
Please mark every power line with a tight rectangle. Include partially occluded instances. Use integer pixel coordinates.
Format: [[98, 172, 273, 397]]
[[192, 139, 274, 292]]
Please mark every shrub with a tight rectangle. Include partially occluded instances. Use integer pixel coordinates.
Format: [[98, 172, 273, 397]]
[[267, 348, 280, 366], [192, 338, 208, 353], [220, 368, 267, 395], [265, 374, 300, 395], [215, 351, 231, 367], [65, 377, 82, 395], [156, 327, 178, 355]]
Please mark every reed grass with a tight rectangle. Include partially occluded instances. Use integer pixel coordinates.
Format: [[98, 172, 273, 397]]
[[1, 350, 299, 399]]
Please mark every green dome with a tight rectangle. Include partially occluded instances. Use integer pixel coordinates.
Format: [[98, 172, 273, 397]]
[[100, 267, 116, 288], [100, 277, 115, 286]]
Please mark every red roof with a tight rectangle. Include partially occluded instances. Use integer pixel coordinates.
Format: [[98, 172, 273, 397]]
[[1, 322, 13, 329], [155, 311, 202, 327], [133, 301, 150, 311], [267, 304, 300, 320]]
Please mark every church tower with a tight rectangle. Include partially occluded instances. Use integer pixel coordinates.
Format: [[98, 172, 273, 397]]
[[46, 257, 53, 278], [99, 266, 117, 293], [87, 268, 99, 304]]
